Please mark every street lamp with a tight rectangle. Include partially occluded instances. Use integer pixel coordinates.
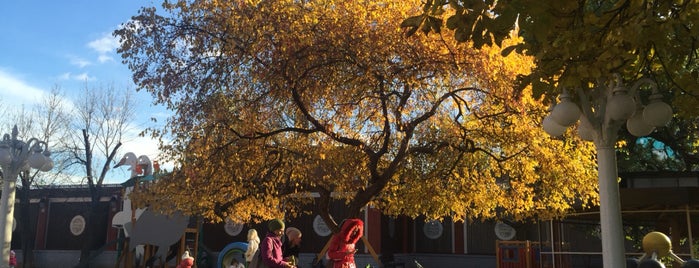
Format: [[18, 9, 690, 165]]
[[0, 125, 53, 267], [543, 74, 672, 268]]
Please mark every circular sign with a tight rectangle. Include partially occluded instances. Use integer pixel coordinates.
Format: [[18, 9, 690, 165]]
[[70, 215, 86, 236], [423, 220, 443, 239], [495, 221, 516, 240], [224, 219, 244, 236], [313, 215, 332, 237]]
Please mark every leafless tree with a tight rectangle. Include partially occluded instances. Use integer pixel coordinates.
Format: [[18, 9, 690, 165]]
[[63, 83, 135, 268], [0, 86, 71, 267]]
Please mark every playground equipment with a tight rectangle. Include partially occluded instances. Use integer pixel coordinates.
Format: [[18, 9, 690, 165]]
[[112, 152, 148, 233], [217, 242, 248, 268], [495, 230, 699, 268], [112, 152, 192, 268], [628, 231, 699, 268]]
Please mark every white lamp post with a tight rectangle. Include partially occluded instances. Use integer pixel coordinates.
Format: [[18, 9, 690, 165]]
[[0, 125, 53, 268], [543, 74, 672, 268]]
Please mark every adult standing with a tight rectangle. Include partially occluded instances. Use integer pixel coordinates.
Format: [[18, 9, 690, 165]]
[[259, 219, 296, 268], [245, 229, 261, 266], [282, 227, 302, 264], [327, 219, 364, 268]]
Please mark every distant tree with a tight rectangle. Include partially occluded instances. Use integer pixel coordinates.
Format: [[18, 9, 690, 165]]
[[0, 98, 6, 123], [19, 87, 70, 268], [115, 0, 598, 232], [0, 86, 70, 268], [64, 83, 135, 268]]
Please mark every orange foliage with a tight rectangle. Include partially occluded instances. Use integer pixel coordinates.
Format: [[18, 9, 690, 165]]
[[117, 0, 598, 225]]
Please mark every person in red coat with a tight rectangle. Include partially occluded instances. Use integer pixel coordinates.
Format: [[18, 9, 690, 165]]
[[327, 219, 364, 268], [177, 250, 194, 268], [9, 250, 16, 268]]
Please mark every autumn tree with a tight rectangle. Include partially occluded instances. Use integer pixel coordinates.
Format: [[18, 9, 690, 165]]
[[405, 1, 699, 267], [115, 0, 598, 231], [406, 0, 699, 169]]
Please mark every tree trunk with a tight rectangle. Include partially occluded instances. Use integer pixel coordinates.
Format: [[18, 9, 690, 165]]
[[17, 183, 36, 268], [75, 189, 105, 268]]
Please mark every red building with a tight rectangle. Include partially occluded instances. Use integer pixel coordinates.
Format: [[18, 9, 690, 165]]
[[11, 184, 504, 267]]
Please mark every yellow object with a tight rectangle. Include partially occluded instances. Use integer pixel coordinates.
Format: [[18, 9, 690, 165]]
[[642, 231, 672, 257]]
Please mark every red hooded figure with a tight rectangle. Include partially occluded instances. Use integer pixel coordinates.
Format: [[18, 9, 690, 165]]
[[177, 251, 194, 268], [327, 219, 364, 268]]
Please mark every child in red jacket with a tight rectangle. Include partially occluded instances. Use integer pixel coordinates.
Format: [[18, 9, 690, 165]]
[[9, 250, 16, 268], [327, 219, 364, 268], [177, 250, 194, 268]]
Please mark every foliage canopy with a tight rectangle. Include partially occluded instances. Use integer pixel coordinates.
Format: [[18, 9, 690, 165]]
[[406, 0, 699, 172], [406, 0, 699, 107], [115, 0, 598, 226]]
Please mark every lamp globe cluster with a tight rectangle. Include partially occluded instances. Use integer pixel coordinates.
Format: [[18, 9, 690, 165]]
[[0, 125, 53, 266], [0, 134, 53, 172], [543, 77, 673, 138], [543, 91, 580, 137]]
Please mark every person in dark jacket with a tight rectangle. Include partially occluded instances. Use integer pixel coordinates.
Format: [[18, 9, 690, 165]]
[[282, 227, 302, 263], [327, 219, 364, 268]]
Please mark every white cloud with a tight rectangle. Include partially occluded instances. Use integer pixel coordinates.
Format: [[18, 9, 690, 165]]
[[57, 72, 95, 82], [58, 72, 71, 80], [0, 69, 47, 106], [73, 72, 95, 81], [88, 33, 120, 66], [88, 33, 120, 54], [98, 54, 114, 63], [69, 56, 92, 68]]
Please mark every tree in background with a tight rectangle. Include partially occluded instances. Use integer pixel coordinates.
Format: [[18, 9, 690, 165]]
[[0, 87, 71, 268], [405, 0, 699, 171], [115, 0, 598, 231], [63, 84, 135, 268], [2, 84, 136, 266], [19, 88, 70, 268]]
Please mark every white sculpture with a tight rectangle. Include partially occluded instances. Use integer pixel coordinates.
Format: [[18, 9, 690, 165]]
[[113, 152, 189, 266], [112, 152, 147, 233]]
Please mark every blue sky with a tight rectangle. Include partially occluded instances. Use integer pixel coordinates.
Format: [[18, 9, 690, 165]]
[[0, 1, 169, 183], [0, 1, 153, 103]]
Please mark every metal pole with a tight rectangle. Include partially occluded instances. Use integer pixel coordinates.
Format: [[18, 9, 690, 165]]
[[0, 126, 51, 268], [550, 220, 556, 268], [546, 76, 671, 268], [596, 145, 626, 268]]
